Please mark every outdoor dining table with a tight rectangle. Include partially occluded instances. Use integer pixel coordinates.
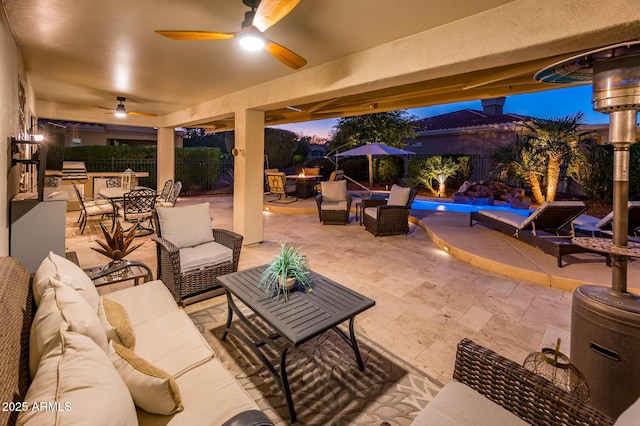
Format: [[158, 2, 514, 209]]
[[285, 174, 321, 199], [97, 186, 156, 230]]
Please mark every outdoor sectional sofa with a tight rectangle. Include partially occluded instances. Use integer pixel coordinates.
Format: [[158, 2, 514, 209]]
[[411, 338, 639, 426], [470, 201, 597, 267], [0, 254, 273, 426]]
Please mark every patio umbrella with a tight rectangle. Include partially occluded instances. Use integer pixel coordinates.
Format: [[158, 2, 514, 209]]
[[334, 143, 415, 187]]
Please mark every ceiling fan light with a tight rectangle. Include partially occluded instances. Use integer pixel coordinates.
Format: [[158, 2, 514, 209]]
[[239, 34, 264, 52], [115, 104, 127, 118]]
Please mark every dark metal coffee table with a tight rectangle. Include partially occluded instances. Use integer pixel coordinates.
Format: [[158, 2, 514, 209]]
[[217, 265, 375, 423]]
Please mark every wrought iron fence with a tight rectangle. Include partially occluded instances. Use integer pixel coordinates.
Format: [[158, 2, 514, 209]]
[[82, 158, 234, 195]]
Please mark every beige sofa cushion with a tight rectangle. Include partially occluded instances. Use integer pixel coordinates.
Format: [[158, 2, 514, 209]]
[[29, 278, 108, 379], [411, 381, 528, 426], [179, 240, 233, 273], [136, 358, 260, 426], [33, 251, 100, 311], [18, 330, 136, 426], [104, 281, 214, 377], [109, 341, 184, 415], [103, 280, 182, 326], [157, 202, 214, 249], [100, 297, 136, 349], [131, 309, 215, 377]]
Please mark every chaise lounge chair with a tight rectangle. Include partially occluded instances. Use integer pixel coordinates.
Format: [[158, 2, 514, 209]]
[[470, 201, 594, 267], [573, 201, 640, 237]]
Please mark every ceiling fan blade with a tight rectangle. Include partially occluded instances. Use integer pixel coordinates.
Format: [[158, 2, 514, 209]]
[[253, 0, 300, 32], [264, 39, 307, 69], [154, 30, 235, 40], [128, 111, 158, 118]]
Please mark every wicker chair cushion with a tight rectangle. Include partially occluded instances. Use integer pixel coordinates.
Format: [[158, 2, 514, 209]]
[[303, 167, 320, 175], [321, 200, 348, 211], [388, 184, 411, 206], [18, 330, 136, 425], [157, 203, 214, 249], [364, 207, 378, 219], [34, 252, 100, 311], [616, 396, 640, 425], [321, 180, 347, 202], [29, 278, 108, 379], [179, 241, 234, 273], [410, 381, 528, 426], [108, 341, 184, 415]]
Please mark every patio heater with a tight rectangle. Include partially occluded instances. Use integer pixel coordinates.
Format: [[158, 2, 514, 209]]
[[535, 40, 640, 418]]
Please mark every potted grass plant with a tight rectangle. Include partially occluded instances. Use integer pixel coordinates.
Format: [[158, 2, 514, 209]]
[[258, 241, 312, 299]]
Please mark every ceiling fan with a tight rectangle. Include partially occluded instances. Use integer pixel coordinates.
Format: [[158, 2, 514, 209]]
[[155, 0, 307, 70], [98, 97, 158, 118]]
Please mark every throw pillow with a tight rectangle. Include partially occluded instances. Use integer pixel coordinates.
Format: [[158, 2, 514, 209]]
[[17, 330, 136, 425], [387, 184, 411, 206], [99, 297, 136, 349], [33, 251, 100, 311], [157, 202, 215, 249], [109, 341, 184, 415], [29, 278, 108, 379]]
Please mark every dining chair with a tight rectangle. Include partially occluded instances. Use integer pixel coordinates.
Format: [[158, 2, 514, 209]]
[[156, 179, 174, 204], [119, 187, 157, 236], [72, 183, 114, 235]]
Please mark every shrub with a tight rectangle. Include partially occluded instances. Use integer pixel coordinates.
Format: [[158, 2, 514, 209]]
[[375, 156, 403, 184]]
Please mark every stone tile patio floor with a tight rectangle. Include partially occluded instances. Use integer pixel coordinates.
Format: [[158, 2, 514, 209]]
[[64, 195, 635, 386]]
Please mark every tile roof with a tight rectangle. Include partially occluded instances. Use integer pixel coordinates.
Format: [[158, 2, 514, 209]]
[[414, 109, 531, 131]]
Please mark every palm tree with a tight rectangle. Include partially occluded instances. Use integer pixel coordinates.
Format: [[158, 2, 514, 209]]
[[523, 113, 589, 202], [415, 156, 460, 196], [491, 135, 546, 205]]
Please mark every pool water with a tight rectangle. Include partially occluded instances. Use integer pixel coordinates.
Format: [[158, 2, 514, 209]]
[[411, 199, 532, 216]]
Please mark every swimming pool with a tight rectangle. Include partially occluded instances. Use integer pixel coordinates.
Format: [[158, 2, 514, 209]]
[[411, 199, 532, 216]]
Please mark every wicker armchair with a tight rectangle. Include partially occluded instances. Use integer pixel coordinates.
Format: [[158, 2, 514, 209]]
[[153, 203, 243, 306], [411, 338, 616, 426], [315, 180, 352, 225], [362, 185, 417, 236]]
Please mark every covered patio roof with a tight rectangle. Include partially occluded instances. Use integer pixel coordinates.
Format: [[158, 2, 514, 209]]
[[4, 0, 640, 130], [4, 0, 639, 245]]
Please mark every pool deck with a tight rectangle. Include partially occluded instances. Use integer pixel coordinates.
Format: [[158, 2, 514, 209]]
[[68, 194, 638, 386], [265, 193, 638, 292]]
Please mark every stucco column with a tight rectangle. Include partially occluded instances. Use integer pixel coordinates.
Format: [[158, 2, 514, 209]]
[[233, 109, 265, 245], [156, 127, 174, 191]]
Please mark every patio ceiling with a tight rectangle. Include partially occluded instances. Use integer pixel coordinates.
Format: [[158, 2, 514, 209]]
[[3, 0, 640, 131]]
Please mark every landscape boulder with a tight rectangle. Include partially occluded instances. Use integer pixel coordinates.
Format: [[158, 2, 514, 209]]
[[452, 180, 531, 210]]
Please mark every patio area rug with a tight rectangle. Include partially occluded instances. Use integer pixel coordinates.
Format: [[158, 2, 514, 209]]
[[189, 302, 442, 425]]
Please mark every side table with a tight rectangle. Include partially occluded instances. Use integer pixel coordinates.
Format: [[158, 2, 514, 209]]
[[83, 260, 153, 287]]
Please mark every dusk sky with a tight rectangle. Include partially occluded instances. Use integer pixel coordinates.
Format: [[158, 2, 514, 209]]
[[273, 84, 614, 139]]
